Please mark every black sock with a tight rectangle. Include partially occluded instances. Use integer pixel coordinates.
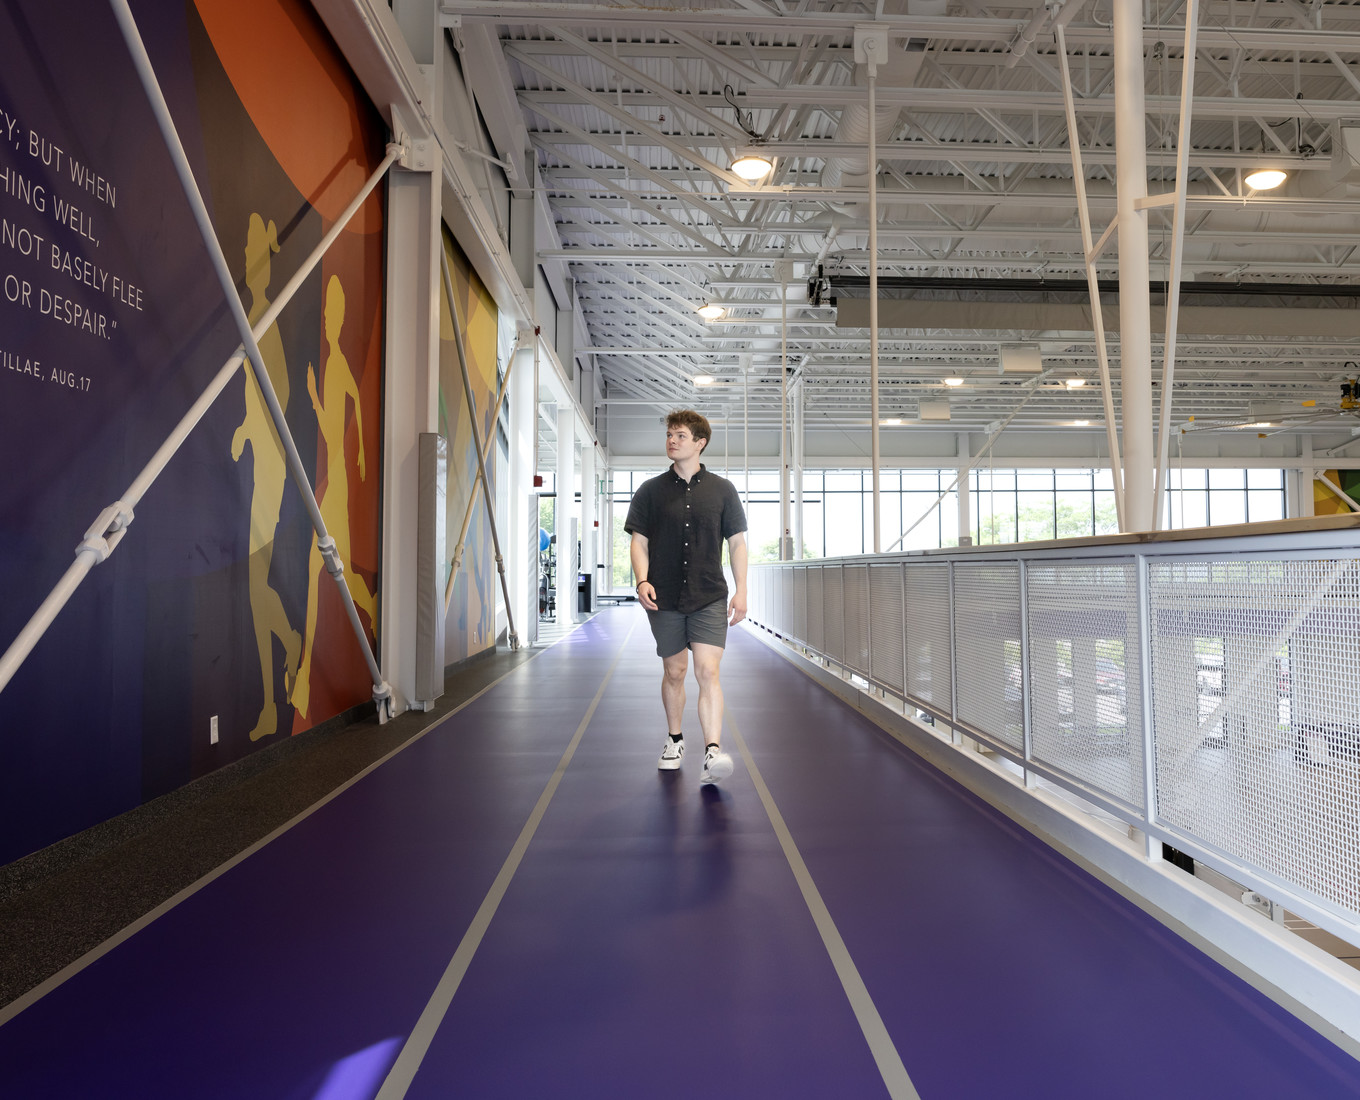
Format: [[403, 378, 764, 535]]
[[706, 742, 720, 752], [669, 732, 683, 743]]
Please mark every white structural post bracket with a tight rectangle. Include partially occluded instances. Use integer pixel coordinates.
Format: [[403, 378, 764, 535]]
[[107, 0, 394, 721], [439, 250, 521, 650], [1151, 2, 1200, 527], [1056, 23, 1126, 532]]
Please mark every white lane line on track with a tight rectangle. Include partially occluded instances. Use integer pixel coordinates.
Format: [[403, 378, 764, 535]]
[[376, 618, 637, 1098], [0, 641, 560, 1030], [726, 711, 923, 1100]]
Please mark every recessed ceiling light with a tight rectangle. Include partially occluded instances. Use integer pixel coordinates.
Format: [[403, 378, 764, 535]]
[[880, 418, 903, 426], [731, 152, 774, 181], [943, 377, 964, 386], [697, 303, 726, 320], [1245, 168, 1287, 190], [1073, 420, 1091, 426], [693, 374, 716, 386], [1065, 377, 1086, 388]]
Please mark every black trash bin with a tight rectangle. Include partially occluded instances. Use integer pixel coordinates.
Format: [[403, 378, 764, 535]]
[[577, 571, 591, 612]]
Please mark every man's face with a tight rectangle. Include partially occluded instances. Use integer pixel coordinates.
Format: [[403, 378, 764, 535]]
[[666, 424, 705, 462]]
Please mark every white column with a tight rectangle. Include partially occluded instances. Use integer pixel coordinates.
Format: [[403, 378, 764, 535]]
[[1114, 0, 1154, 532], [380, 164, 441, 712], [509, 333, 536, 639], [957, 432, 972, 545], [581, 435, 597, 611], [778, 265, 791, 559], [556, 405, 576, 620], [793, 381, 805, 558], [1298, 436, 1316, 518]]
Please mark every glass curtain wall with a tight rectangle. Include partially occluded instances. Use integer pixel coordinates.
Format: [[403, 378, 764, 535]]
[[607, 467, 1288, 586]]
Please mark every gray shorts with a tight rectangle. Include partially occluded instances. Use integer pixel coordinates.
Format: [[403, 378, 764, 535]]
[[645, 599, 728, 658]]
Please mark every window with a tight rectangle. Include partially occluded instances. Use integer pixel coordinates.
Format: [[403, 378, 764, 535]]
[[1162, 468, 1284, 530]]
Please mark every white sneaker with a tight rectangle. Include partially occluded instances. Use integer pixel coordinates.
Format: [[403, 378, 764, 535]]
[[658, 735, 684, 770], [700, 744, 733, 784]]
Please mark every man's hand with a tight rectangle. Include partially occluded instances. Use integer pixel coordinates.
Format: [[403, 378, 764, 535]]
[[637, 580, 658, 611], [728, 591, 746, 625]]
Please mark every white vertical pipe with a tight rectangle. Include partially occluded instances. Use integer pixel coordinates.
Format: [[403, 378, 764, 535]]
[[794, 381, 804, 558], [556, 405, 574, 618], [1300, 435, 1316, 518], [957, 432, 972, 545], [780, 268, 790, 560], [868, 54, 882, 553], [581, 437, 596, 613], [743, 358, 750, 512], [1114, 0, 1154, 532], [1152, 2, 1200, 528]]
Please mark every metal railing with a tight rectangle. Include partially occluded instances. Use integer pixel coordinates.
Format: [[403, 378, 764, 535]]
[[749, 515, 1360, 950]]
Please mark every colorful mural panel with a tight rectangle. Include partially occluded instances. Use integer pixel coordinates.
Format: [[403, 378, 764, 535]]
[[439, 230, 500, 663], [0, 0, 385, 863]]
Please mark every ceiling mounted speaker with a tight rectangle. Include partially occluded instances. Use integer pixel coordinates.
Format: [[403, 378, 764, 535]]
[[1000, 346, 1042, 372]]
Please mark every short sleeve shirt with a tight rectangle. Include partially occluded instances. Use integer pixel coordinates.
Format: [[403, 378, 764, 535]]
[[624, 464, 747, 613]]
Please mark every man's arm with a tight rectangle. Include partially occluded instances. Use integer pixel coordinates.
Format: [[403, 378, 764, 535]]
[[630, 532, 657, 610], [727, 531, 748, 625]]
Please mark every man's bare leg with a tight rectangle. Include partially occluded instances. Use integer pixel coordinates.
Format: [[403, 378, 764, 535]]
[[691, 642, 725, 747], [662, 649, 689, 735], [692, 643, 733, 782]]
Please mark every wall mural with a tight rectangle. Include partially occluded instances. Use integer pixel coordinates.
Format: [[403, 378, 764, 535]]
[[0, 0, 385, 864], [440, 230, 500, 664], [1313, 468, 1360, 516]]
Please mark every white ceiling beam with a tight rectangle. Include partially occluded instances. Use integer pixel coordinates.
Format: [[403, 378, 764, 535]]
[[507, 46, 745, 184]]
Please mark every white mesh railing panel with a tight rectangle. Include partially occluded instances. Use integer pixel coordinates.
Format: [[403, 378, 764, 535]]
[[904, 563, 952, 712], [802, 565, 818, 650], [766, 566, 783, 635], [1026, 560, 1146, 811], [844, 563, 871, 679], [765, 566, 783, 635], [824, 565, 845, 662], [1149, 556, 1360, 918], [954, 561, 1024, 750], [869, 562, 906, 695]]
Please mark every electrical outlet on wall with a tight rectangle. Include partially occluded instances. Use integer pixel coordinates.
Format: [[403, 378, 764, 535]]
[[209, 715, 219, 745]]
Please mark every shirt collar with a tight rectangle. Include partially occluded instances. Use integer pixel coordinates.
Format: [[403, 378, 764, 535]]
[[669, 462, 706, 483]]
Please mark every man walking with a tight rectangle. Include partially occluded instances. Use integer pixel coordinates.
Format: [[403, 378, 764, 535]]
[[626, 410, 748, 784]]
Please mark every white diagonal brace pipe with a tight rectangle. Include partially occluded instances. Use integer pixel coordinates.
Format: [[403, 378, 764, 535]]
[[1057, 23, 1125, 532], [1152, 2, 1200, 528], [0, 142, 401, 699], [884, 371, 1053, 553], [108, 0, 394, 718], [438, 249, 520, 649], [445, 327, 526, 618]]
